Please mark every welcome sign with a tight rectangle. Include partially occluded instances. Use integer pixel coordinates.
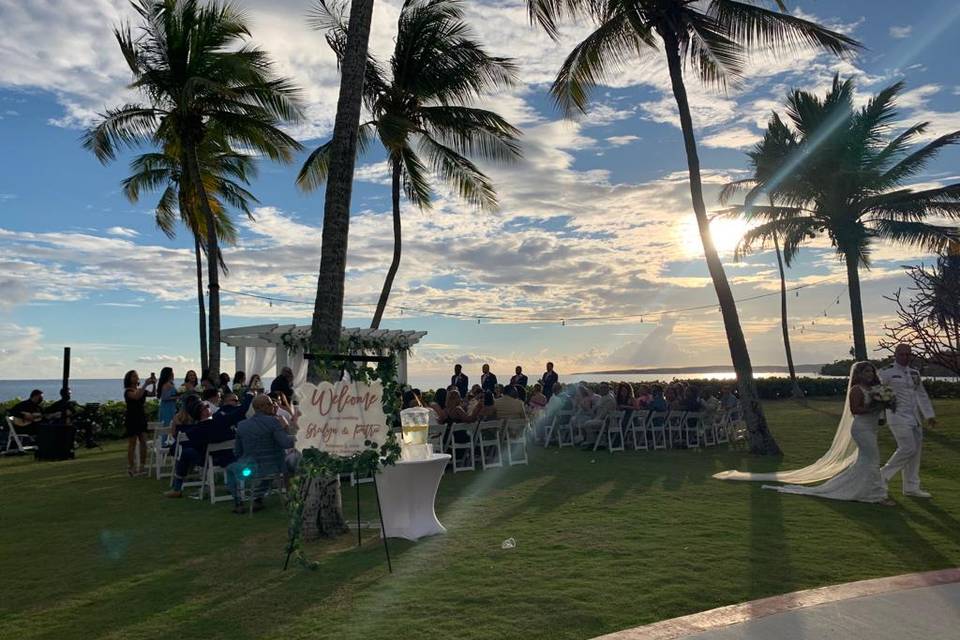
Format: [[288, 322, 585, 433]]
[[295, 381, 388, 456]]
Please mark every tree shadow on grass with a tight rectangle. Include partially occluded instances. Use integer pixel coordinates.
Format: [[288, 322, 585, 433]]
[[821, 499, 955, 570]]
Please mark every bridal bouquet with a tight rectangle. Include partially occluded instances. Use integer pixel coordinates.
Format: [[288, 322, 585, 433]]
[[869, 385, 897, 425]]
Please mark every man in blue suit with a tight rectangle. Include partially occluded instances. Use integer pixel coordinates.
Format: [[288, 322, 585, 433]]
[[451, 364, 469, 398], [480, 363, 498, 392]]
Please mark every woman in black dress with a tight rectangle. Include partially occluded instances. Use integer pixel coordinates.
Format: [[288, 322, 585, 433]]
[[123, 370, 156, 476]]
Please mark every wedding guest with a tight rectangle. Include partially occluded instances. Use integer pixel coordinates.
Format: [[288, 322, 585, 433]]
[[681, 386, 702, 412], [494, 385, 527, 420], [615, 382, 635, 411], [581, 382, 616, 448], [665, 385, 682, 411], [268, 391, 295, 429], [271, 366, 294, 399], [635, 384, 652, 408], [182, 370, 199, 392], [480, 364, 498, 392], [123, 370, 156, 477], [402, 389, 421, 409], [451, 364, 469, 399], [540, 362, 559, 399], [428, 388, 449, 425], [412, 388, 425, 407], [201, 388, 221, 415], [527, 383, 548, 413], [219, 393, 240, 411], [720, 386, 739, 410], [156, 367, 177, 427], [227, 394, 297, 513], [466, 385, 483, 414], [510, 366, 528, 389], [445, 389, 471, 424], [700, 388, 721, 421], [472, 391, 497, 422], [232, 370, 247, 395], [218, 372, 232, 395], [248, 374, 264, 393], [647, 386, 668, 413], [494, 383, 505, 399]]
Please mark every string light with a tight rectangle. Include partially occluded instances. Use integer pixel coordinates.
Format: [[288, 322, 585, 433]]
[[218, 275, 840, 325]]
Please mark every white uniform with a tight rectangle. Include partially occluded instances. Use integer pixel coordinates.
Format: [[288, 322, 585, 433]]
[[878, 364, 935, 493]]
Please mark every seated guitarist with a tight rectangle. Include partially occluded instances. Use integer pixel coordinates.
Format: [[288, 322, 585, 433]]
[[10, 389, 45, 436]]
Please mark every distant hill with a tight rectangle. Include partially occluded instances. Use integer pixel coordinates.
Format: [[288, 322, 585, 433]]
[[572, 364, 826, 376]]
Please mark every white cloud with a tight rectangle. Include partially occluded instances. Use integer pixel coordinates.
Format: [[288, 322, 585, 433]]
[[889, 25, 912, 39], [606, 135, 640, 147], [701, 127, 762, 149], [106, 226, 139, 238]]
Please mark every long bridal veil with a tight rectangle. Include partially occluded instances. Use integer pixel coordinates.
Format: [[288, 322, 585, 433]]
[[712, 364, 859, 484]]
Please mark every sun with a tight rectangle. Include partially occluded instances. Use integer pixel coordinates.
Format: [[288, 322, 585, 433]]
[[679, 216, 750, 258]]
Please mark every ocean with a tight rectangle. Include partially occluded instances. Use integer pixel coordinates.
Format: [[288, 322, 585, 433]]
[[0, 379, 126, 404]]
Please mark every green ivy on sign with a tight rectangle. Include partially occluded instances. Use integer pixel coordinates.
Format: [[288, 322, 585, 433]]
[[284, 355, 402, 569]]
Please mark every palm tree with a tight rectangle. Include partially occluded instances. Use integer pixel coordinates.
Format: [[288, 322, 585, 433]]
[[299, 0, 522, 329], [720, 115, 802, 398], [121, 137, 259, 371], [308, 0, 377, 383], [83, 0, 302, 380], [525, 0, 859, 454], [726, 76, 960, 361]]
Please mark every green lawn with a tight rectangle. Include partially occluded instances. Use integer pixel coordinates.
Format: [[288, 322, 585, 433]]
[[3, 399, 959, 640]]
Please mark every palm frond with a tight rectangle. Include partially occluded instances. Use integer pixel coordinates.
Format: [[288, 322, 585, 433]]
[[709, 1, 862, 57]]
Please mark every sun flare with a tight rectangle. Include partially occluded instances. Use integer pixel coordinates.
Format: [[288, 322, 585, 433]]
[[680, 216, 750, 258]]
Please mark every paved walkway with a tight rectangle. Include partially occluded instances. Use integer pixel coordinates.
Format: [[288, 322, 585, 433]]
[[595, 568, 960, 640]]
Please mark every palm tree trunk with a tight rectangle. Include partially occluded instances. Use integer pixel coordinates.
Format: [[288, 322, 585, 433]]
[[662, 34, 780, 455], [183, 141, 221, 381], [309, 0, 376, 387], [194, 235, 209, 373], [845, 250, 868, 360], [370, 158, 402, 329], [774, 235, 802, 399], [304, 0, 376, 540]]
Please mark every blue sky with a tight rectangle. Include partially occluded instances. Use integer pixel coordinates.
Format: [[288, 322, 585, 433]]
[[1, 0, 959, 387]]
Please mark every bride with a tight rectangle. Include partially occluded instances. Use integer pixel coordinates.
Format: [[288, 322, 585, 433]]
[[714, 362, 893, 505]]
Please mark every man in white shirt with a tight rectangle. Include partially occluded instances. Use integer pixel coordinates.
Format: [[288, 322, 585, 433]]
[[879, 344, 936, 498]]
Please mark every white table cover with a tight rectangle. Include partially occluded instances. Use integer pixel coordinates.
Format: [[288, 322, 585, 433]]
[[376, 453, 450, 541]]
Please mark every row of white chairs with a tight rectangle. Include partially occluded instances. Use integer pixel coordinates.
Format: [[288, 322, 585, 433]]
[[426, 418, 530, 473], [542, 408, 747, 452]]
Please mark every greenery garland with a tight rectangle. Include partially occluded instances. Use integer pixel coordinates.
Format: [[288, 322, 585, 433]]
[[284, 355, 403, 570], [279, 329, 414, 357]]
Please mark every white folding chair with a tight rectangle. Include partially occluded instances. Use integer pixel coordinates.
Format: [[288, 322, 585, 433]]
[[714, 410, 730, 444], [683, 412, 702, 449], [544, 410, 574, 448], [237, 473, 285, 516], [503, 418, 528, 466], [448, 422, 477, 472], [665, 411, 686, 449], [2, 417, 38, 456], [628, 410, 650, 450], [427, 423, 447, 454], [199, 439, 236, 504], [475, 420, 504, 470], [604, 411, 626, 453], [648, 411, 668, 450], [726, 408, 748, 448], [700, 412, 718, 447], [145, 422, 172, 479]]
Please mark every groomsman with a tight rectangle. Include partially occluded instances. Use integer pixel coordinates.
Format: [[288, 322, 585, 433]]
[[510, 366, 528, 388], [540, 362, 559, 399], [451, 364, 469, 399], [879, 344, 936, 498], [480, 364, 498, 392]]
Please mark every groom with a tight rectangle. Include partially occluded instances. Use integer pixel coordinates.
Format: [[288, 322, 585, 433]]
[[879, 344, 936, 498]]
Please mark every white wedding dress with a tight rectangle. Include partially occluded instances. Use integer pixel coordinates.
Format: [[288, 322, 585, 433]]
[[714, 366, 889, 503]]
